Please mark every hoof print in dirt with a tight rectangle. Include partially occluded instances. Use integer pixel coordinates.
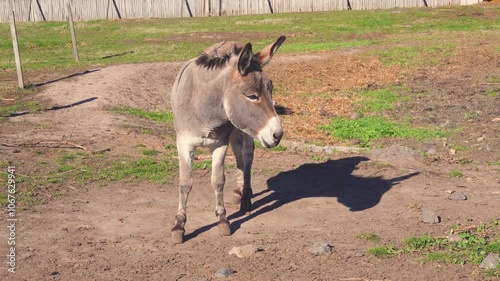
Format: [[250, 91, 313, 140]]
[[422, 208, 440, 224], [308, 240, 333, 256], [479, 253, 499, 270], [448, 191, 467, 201], [215, 267, 236, 278], [228, 244, 261, 258]]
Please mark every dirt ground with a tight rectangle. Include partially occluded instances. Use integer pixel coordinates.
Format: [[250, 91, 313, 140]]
[[0, 31, 499, 280]]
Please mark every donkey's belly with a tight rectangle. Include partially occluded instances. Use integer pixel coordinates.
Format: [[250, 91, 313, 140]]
[[177, 134, 226, 148]]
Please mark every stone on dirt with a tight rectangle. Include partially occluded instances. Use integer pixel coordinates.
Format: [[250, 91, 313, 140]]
[[422, 208, 440, 223], [228, 244, 260, 258], [479, 253, 499, 269], [447, 233, 462, 243], [215, 267, 235, 278], [308, 241, 333, 256], [448, 191, 467, 201]]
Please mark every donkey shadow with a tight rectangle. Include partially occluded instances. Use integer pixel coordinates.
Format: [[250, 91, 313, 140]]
[[185, 156, 418, 240]]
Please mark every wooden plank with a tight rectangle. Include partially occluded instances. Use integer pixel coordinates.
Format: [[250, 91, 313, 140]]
[[9, 11, 24, 89], [66, 4, 79, 62]]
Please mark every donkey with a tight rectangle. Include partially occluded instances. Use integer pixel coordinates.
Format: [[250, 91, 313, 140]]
[[170, 36, 286, 244]]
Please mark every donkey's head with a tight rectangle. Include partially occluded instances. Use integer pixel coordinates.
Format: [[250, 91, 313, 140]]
[[224, 36, 286, 148]]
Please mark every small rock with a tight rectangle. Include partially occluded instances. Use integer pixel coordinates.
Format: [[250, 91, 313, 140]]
[[449, 149, 456, 155], [479, 253, 499, 269], [448, 192, 467, 201], [215, 267, 235, 278], [308, 241, 333, 255], [228, 245, 260, 258], [427, 147, 437, 155], [350, 112, 360, 120], [440, 120, 451, 127], [476, 136, 485, 142], [447, 233, 462, 243], [445, 190, 454, 194], [492, 117, 500, 122], [422, 208, 440, 224]]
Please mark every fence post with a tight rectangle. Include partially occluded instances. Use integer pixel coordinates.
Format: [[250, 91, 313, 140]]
[[106, 0, 111, 19], [66, 4, 79, 62], [10, 11, 24, 89]]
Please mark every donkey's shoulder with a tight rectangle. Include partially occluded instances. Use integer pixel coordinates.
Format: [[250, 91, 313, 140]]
[[195, 41, 244, 69]]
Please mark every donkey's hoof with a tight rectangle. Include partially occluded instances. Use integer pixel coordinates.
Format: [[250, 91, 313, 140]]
[[240, 199, 252, 213], [171, 228, 185, 244], [218, 219, 231, 236]]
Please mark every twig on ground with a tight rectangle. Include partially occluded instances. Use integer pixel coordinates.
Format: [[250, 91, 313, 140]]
[[1, 141, 87, 150], [450, 225, 477, 234]]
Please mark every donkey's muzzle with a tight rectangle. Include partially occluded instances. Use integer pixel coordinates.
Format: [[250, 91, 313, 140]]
[[258, 116, 283, 148]]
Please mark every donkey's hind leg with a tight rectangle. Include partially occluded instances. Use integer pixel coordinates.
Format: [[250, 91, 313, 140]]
[[172, 140, 194, 244], [210, 144, 231, 236], [230, 131, 255, 213]]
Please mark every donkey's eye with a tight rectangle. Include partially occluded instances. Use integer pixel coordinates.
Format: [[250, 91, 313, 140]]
[[246, 94, 259, 101]]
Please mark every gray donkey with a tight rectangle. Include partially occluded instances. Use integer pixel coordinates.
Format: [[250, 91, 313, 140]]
[[170, 36, 286, 243]]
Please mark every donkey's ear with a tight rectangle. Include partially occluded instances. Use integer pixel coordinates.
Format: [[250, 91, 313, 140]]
[[256, 35, 286, 67], [237, 43, 253, 76]]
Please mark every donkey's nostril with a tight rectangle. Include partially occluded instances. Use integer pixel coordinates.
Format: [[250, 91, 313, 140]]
[[273, 130, 283, 142]]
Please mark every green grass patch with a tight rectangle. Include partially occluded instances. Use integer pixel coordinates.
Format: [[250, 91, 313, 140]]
[[321, 116, 447, 147], [0, 101, 43, 117], [486, 90, 499, 98], [368, 245, 398, 257], [354, 89, 401, 113], [372, 43, 456, 67], [404, 235, 439, 252], [311, 154, 330, 162], [254, 141, 288, 152], [0, 5, 497, 78], [464, 111, 479, 120], [367, 220, 499, 275], [447, 170, 464, 177], [193, 160, 212, 170], [57, 165, 74, 173], [99, 157, 177, 183], [141, 149, 159, 156], [357, 232, 381, 242], [0, 148, 180, 210], [110, 106, 173, 123]]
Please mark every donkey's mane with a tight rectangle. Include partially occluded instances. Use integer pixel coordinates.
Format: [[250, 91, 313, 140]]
[[195, 42, 243, 69]]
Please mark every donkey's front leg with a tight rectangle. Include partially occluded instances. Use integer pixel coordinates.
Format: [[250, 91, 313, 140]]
[[210, 144, 231, 236], [239, 134, 255, 213], [172, 141, 194, 244], [230, 132, 255, 213]]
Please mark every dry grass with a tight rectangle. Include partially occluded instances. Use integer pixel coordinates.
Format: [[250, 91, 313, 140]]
[[268, 52, 401, 144]]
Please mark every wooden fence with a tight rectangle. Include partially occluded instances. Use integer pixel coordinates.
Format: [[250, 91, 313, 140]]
[[0, 0, 483, 23]]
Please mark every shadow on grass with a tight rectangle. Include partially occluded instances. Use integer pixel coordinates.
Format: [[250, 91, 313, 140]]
[[7, 97, 98, 117]]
